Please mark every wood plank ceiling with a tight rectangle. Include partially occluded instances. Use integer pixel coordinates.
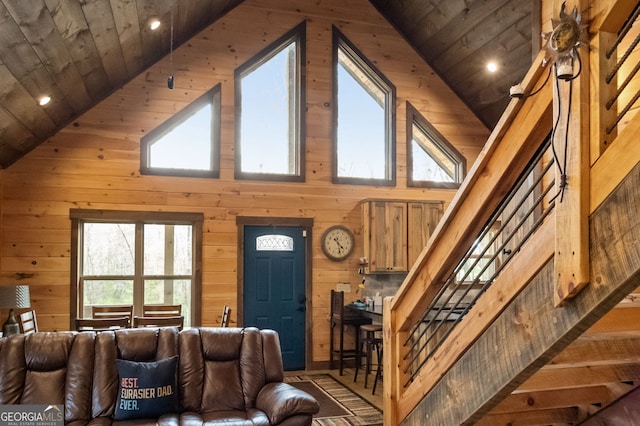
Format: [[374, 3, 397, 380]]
[[0, 0, 533, 169], [370, 0, 537, 129], [1, 0, 640, 424], [0, 0, 244, 168]]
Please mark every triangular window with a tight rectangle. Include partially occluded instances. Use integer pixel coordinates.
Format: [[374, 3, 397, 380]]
[[407, 103, 465, 188], [141, 85, 221, 178]]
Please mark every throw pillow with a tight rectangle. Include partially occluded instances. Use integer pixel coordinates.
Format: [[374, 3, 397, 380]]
[[114, 355, 180, 420]]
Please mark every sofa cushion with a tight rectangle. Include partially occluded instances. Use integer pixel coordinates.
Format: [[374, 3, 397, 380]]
[[114, 355, 179, 420], [199, 329, 246, 413], [0, 333, 95, 424]]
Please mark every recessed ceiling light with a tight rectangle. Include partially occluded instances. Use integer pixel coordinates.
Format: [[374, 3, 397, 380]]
[[487, 62, 498, 73], [39, 96, 51, 106], [150, 19, 161, 30]]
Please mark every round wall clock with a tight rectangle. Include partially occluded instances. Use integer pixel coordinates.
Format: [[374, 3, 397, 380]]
[[321, 225, 354, 261]]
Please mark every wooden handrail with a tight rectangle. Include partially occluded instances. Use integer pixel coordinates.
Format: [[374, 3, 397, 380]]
[[384, 48, 554, 424], [397, 217, 555, 420], [385, 1, 639, 424], [391, 49, 552, 332]]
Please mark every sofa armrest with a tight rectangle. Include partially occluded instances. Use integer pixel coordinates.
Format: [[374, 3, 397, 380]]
[[256, 382, 319, 425]]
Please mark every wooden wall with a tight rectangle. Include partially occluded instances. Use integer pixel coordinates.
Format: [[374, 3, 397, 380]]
[[0, 0, 488, 364]]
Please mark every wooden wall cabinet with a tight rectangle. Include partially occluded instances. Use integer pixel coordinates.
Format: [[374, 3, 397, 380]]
[[362, 200, 444, 273], [362, 201, 408, 272], [407, 201, 445, 267]]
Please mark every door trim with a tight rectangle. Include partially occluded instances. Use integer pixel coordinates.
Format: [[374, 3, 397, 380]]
[[237, 216, 314, 368]]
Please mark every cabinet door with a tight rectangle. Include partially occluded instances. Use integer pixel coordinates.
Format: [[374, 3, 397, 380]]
[[407, 201, 444, 267], [368, 201, 407, 272]]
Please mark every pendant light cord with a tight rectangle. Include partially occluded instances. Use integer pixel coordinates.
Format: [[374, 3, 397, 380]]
[[167, 7, 175, 89]]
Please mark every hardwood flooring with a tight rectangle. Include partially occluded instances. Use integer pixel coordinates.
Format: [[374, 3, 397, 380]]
[[329, 367, 383, 410]]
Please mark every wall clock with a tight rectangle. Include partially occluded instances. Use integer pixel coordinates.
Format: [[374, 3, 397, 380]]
[[321, 225, 354, 261]]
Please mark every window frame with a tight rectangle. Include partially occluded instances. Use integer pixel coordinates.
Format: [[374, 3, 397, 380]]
[[332, 26, 396, 186], [140, 84, 221, 178], [69, 209, 203, 329], [234, 22, 306, 182], [406, 102, 466, 189]]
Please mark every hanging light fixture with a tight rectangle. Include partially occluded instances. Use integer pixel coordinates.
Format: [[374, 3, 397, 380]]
[[542, 2, 587, 80], [510, 2, 586, 98], [167, 8, 175, 89]]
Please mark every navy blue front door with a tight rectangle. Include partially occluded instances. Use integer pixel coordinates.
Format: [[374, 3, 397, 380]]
[[243, 226, 306, 370]]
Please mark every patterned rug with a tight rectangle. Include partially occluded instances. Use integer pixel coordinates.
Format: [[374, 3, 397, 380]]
[[286, 374, 383, 426]]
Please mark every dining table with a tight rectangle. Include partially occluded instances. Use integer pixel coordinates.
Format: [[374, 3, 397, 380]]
[[345, 302, 383, 323]]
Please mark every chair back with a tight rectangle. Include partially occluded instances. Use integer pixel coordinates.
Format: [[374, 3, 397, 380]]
[[331, 289, 366, 324], [221, 305, 231, 327], [134, 315, 184, 330], [142, 304, 182, 317], [76, 317, 129, 331], [92, 305, 133, 326], [330, 290, 345, 319], [19, 310, 38, 334]]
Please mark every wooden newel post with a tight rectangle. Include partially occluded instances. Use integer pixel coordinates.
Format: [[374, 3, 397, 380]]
[[552, 0, 590, 307]]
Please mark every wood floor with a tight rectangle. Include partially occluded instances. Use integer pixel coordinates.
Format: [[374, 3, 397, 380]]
[[329, 367, 383, 410]]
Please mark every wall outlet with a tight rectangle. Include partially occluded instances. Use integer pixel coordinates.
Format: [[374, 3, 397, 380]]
[[336, 283, 351, 293]]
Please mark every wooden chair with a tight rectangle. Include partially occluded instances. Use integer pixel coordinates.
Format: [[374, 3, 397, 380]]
[[329, 290, 372, 376], [142, 304, 182, 317], [76, 317, 129, 331], [19, 310, 38, 334], [221, 305, 231, 327], [92, 305, 133, 326], [134, 315, 184, 330]]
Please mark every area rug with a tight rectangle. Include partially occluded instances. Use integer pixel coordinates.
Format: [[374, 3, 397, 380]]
[[286, 374, 383, 426]]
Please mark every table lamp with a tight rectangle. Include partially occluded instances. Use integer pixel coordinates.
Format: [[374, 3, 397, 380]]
[[0, 285, 30, 337]]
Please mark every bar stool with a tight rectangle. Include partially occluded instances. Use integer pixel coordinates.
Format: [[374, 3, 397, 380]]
[[330, 290, 372, 376], [372, 336, 383, 395], [354, 323, 383, 389]]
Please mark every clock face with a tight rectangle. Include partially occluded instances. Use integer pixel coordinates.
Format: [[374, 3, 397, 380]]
[[321, 225, 354, 261]]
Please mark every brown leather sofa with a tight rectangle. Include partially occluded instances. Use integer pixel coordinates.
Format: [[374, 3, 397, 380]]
[[0, 327, 319, 425]]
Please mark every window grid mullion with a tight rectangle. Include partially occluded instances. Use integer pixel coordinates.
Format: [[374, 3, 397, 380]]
[[133, 222, 144, 317]]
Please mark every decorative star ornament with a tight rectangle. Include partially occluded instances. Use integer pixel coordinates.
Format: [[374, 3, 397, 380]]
[[541, 2, 588, 78]]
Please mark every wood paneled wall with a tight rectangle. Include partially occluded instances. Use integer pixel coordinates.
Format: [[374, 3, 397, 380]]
[[0, 0, 488, 364]]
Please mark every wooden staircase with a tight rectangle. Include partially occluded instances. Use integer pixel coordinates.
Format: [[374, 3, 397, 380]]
[[383, 1, 640, 424]]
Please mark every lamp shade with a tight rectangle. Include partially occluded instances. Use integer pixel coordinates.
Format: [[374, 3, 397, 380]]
[[0, 285, 31, 309]]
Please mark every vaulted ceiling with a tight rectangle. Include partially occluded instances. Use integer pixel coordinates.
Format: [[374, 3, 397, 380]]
[[3, 1, 640, 424], [0, 0, 534, 169], [370, 0, 536, 127]]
